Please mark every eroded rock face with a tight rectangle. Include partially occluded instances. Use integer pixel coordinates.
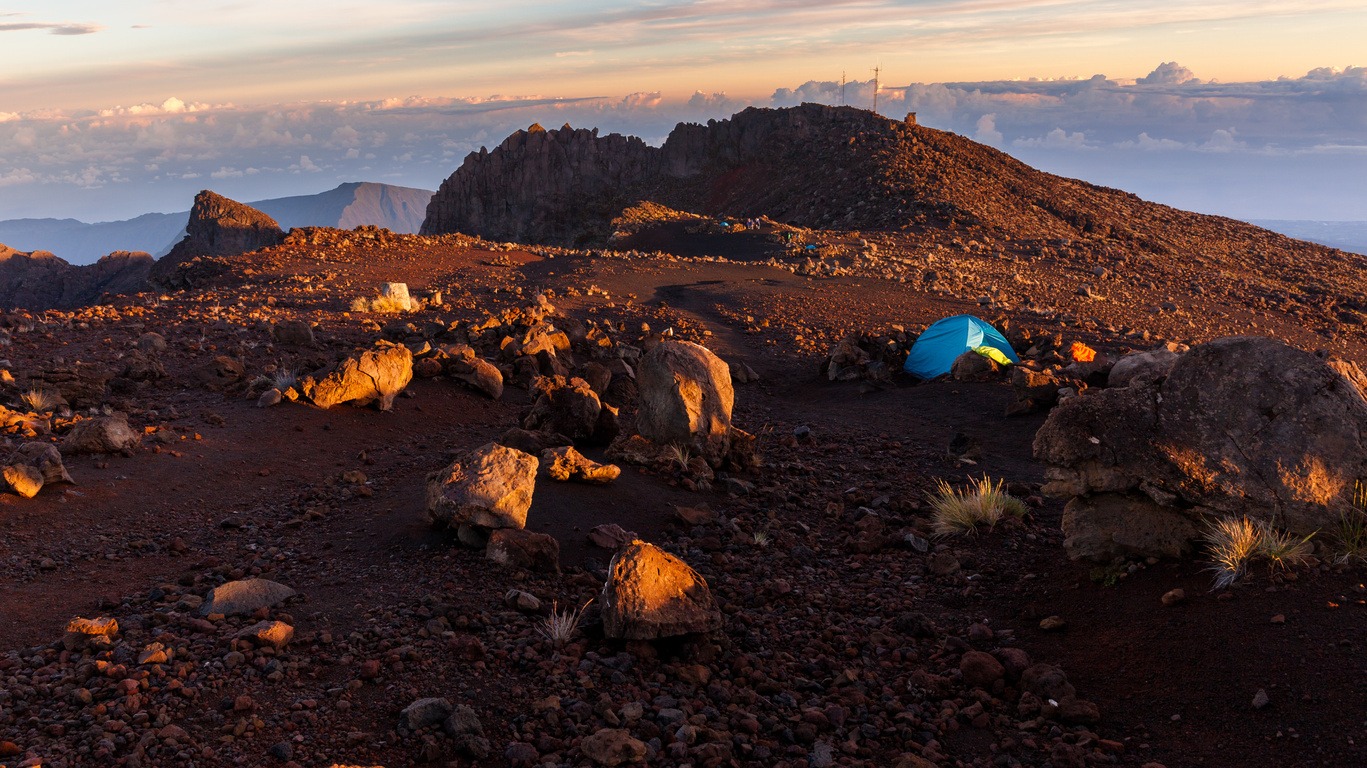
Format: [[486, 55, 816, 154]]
[[636, 341, 734, 464], [1035, 336, 1367, 560], [426, 443, 538, 530], [600, 540, 721, 640], [152, 190, 285, 286], [301, 344, 413, 410]]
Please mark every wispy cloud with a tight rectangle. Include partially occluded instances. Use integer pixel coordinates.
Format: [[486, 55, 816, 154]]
[[0, 22, 103, 35]]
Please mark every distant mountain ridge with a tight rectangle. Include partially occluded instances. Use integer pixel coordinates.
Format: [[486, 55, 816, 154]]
[[0, 182, 433, 265]]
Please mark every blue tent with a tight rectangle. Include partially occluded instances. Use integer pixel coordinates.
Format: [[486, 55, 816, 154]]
[[903, 314, 1019, 379]]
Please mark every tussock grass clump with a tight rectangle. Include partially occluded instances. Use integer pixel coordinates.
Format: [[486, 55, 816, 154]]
[[1254, 522, 1315, 571], [537, 600, 591, 648], [1335, 481, 1367, 564], [20, 388, 60, 413], [272, 366, 299, 392], [1205, 516, 1319, 588], [930, 475, 1028, 536]]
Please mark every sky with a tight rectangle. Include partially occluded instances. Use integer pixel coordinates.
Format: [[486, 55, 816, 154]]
[[1, 1, 1365, 223]]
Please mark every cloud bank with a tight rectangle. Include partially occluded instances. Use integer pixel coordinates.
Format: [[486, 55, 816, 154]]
[[1, 64, 1364, 224]]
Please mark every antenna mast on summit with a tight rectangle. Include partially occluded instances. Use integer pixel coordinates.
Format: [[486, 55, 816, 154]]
[[840, 71, 846, 105], [872, 66, 881, 113]]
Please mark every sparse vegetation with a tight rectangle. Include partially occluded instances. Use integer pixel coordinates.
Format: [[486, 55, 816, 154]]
[[1205, 516, 1320, 588], [537, 600, 591, 648], [272, 366, 299, 392], [1335, 481, 1367, 564], [349, 291, 417, 314], [20, 388, 59, 413], [664, 443, 692, 472], [751, 531, 771, 548], [929, 475, 1028, 536], [1254, 521, 1316, 571]]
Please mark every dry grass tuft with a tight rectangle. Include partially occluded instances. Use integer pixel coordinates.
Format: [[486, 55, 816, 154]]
[[1335, 481, 1367, 564], [1254, 522, 1316, 571], [1204, 517, 1260, 589], [537, 600, 591, 648], [20, 388, 60, 413], [930, 475, 1027, 536]]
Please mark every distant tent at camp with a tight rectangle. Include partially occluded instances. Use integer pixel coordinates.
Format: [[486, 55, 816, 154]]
[[903, 314, 1019, 379]]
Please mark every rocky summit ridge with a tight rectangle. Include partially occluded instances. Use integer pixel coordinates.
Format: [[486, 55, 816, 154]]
[[421, 104, 1353, 273]]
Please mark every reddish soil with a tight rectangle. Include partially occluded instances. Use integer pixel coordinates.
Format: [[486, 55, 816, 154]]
[[0, 226, 1363, 768]]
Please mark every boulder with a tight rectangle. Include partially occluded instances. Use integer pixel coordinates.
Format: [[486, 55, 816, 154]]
[[444, 346, 504, 399], [486, 528, 560, 573], [1060, 493, 1203, 560], [401, 697, 453, 731], [580, 728, 647, 767], [588, 523, 636, 549], [636, 340, 734, 464], [236, 620, 294, 649], [302, 344, 413, 410], [523, 376, 601, 441], [200, 578, 297, 617], [1108, 342, 1187, 388], [64, 414, 140, 455], [541, 446, 620, 484], [271, 320, 315, 346], [600, 540, 722, 640], [426, 443, 538, 530], [379, 282, 413, 312], [135, 332, 168, 355], [193, 355, 246, 391], [11, 443, 73, 485], [1036, 336, 1367, 560], [2, 464, 43, 498], [950, 350, 1001, 381], [498, 428, 572, 454]]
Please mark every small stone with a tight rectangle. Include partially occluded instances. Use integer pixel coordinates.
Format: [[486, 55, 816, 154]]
[[401, 697, 453, 730], [236, 620, 294, 649], [1039, 615, 1067, 632], [927, 552, 960, 575], [959, 650, 1005, 688], [1252, 689, 1270, 710], [1270, 614, 1286, 624], [1161, 588, 1186, 606], [580, 727, 647, 766], [505, 589, 542, 612]]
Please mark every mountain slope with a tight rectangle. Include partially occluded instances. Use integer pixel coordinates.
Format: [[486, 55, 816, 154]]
[[0, 182, 433, 265]]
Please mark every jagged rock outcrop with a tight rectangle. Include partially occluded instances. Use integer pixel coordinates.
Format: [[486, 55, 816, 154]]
[[1035, 336, 1367, 561], [0, 244, 152, 310], [152, 191, 285, 286]]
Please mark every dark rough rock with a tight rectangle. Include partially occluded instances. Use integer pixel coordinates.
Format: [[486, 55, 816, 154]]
[[426, 442, 538, 530], [152, 190, 285, 286], [200, 578, 297, 617], [301, 344, 413, 410], [485, 528, 561, 573], [63, 414, 140, 455], [1035, 336, 1367, 560], [636, 340, 735, 465], [600, 539, 722, 640]]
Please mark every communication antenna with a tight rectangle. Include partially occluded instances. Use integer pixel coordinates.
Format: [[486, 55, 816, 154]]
[[840, 71, 846, 105], [872, 66, 881, 113]]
